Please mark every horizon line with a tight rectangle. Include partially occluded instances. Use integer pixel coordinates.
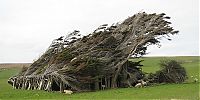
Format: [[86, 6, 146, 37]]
[[0, 55, 199, 64]]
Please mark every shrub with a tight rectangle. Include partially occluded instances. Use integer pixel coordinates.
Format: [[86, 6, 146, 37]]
[[148, 59, 187, 83]]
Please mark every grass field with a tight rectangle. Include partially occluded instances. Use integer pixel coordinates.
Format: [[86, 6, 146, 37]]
[[0, 56, 199, 100], [0, 63, 31, 69]]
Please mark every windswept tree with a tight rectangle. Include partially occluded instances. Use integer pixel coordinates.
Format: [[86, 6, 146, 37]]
[[8, 12, 179, 92], [110, 12, 178, 87]]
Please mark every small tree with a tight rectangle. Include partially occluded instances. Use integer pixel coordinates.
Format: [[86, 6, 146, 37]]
[[149, 59, 187, 83]]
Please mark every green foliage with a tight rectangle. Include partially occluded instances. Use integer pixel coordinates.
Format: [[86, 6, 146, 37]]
[[82, 57, 105, 77], [148, 59, 187, 83], [92, 32, 102, 38], [55, 49, 74, 63], [127, 60, 143, 69], [86, 58, 100, 66]]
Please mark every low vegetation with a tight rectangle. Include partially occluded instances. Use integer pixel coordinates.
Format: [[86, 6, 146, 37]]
[[147, 59, 187, 83]]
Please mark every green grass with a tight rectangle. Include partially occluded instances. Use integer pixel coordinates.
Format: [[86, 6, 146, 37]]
[[0, 56, 199, 100], [130, 56, 200, 82]]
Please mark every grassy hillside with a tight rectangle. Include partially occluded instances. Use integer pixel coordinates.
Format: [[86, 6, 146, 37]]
[[0, 56, 199, 99]]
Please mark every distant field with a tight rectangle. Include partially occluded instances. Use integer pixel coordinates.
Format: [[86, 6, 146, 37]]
[[0, 63, 31, 68], [0, 56, 199, 99]]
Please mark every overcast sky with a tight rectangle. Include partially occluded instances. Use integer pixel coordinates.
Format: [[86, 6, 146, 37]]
[[0, 0, 199, 63]]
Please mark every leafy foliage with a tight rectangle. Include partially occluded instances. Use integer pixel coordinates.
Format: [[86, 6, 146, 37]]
[[80, 57, 106, 77], [55, 49, 74, 63], [148, 59, 187, 83]]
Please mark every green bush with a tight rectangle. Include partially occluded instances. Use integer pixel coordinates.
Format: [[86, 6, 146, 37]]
[[148, 59, 187, 83]]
